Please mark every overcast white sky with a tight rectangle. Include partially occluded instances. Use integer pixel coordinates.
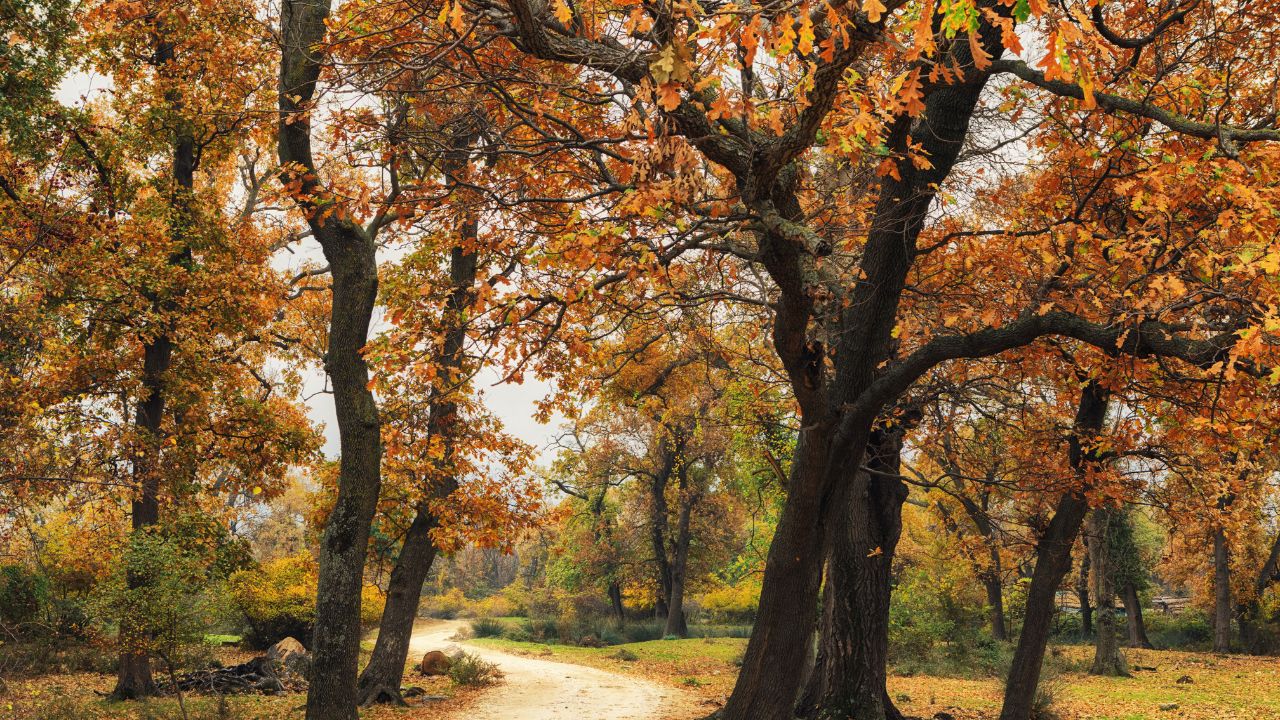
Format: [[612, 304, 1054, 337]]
[[57, 73, 563, 465]]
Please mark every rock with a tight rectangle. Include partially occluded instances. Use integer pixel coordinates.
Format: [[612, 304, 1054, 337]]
[[266, 637, 311, 678], [1160, 703, 1180, 711], [1176, 674, 1193, 684], [419, 650, 452, 676]]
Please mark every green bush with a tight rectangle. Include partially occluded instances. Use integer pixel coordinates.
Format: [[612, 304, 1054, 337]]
[[470, 617, 506, 638], [0, 564, 49, 631], [1146, 609, 1212, 649], [448, 651, 503, 686]]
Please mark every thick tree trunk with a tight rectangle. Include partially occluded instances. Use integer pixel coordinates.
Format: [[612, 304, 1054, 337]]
[[999, 382, 1108, 720], [1088, 509, 1127, 676], [113, 28, 194, 700], [720, 428, 837, 720], [280, 3, 385, 718], [1241, 531, 1280, 654], [1213, 527, 1232, 653], [1122, 583, 1153, 649], [798, 431, 906, 720], [1077, 536, 1093, 636], [720, 24, 1001, 719]]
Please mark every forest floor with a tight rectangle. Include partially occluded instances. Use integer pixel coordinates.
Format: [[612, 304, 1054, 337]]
[[467, 634, 1280, 720], [4, 629, 1280, 719], [410, 619, 700, 719]]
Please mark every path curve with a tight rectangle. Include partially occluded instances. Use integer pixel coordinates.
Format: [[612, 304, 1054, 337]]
[[409, 619, 686, 720]]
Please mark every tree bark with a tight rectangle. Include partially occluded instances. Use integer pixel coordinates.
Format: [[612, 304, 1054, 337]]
[[649, 438, 676, 621], [357, 159, 479, 704], [983, 567, 1008, 642], [1088, 509, 1127, 676], [1213, 526, 1232, 653], [663, 465, 695, 638], [999, 381, 1108, 720], [112, 25, 195, 701], [721, 23, 1002, 719], [1077, 536, 1093, 636], [280, 2, 386, 717], [1121, 582, 1152, 649], [798, 430, 907, 720]]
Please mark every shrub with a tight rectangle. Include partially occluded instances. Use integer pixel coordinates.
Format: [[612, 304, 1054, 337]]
[[420, 587, 469, 619], [0, 564, 49, 631], [92, 532, 228, 673], [448, 651, 503, 686], [697, 580, 760, 625], [471, 617, 506, 638], [1146, 609, 1212, 649], [228, 554, 317, 648]]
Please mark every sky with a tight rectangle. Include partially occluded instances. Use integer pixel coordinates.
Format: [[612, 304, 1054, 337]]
[[56, 73, 564, 466]]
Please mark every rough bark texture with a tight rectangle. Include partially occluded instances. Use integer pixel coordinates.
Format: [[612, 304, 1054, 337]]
[[998, 382, 1108, 720], [798, 430, 906, 720], [1122, 582, 1153, 649], [279, 2, 385, 717], [721, 25, 1001, 720], [1213, 527, 1232, 653], [1088, 509, 1128, 676], [112, 27, 194, 701]]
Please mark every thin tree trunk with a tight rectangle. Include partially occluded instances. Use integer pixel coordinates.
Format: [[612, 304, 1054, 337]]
[[984, 571, 1008, 642], [356, 502, 444, 705], [799, 430, 907, 720], [113, 24, 195, 700], [999, 381, 1108, 720], [1213, 527, 1232, 653], [1088, 509, 1127, 676], [663, 466, 696, 639], [608, 581, 625, 623], [1077, 536, 1093, 636], [648, 440, 676, 622], [1122, 582, 1153, 649], [357, 150, 479, 703], [280, 3, 386, 717]]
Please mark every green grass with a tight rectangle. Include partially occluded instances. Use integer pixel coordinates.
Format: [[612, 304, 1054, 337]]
[[202, 633, 241, 645]]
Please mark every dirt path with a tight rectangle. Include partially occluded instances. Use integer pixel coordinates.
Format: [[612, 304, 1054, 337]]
[[409, 619, 688, 720]]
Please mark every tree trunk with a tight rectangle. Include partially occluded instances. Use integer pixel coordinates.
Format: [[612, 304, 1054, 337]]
[[1213, 527, 1232, 653], [663, 469, 694, 638], [357, 164, 479, 704], [356, 502, 442, 705], [1088, 509, 1127, 676], [721, 22, 1002, 720], [280, 3, 386, 717], [720, 427, 837, 720], [608, 581, 625, 623], [649, 439, 675, 621], [999, 382, 1108, 720], [799, 430, 906, 720], [983, 553, 1008, 642], [1122, 582, 1153, 649], [112, 26, 195, 701], [1077, 536, 1093, 636]]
